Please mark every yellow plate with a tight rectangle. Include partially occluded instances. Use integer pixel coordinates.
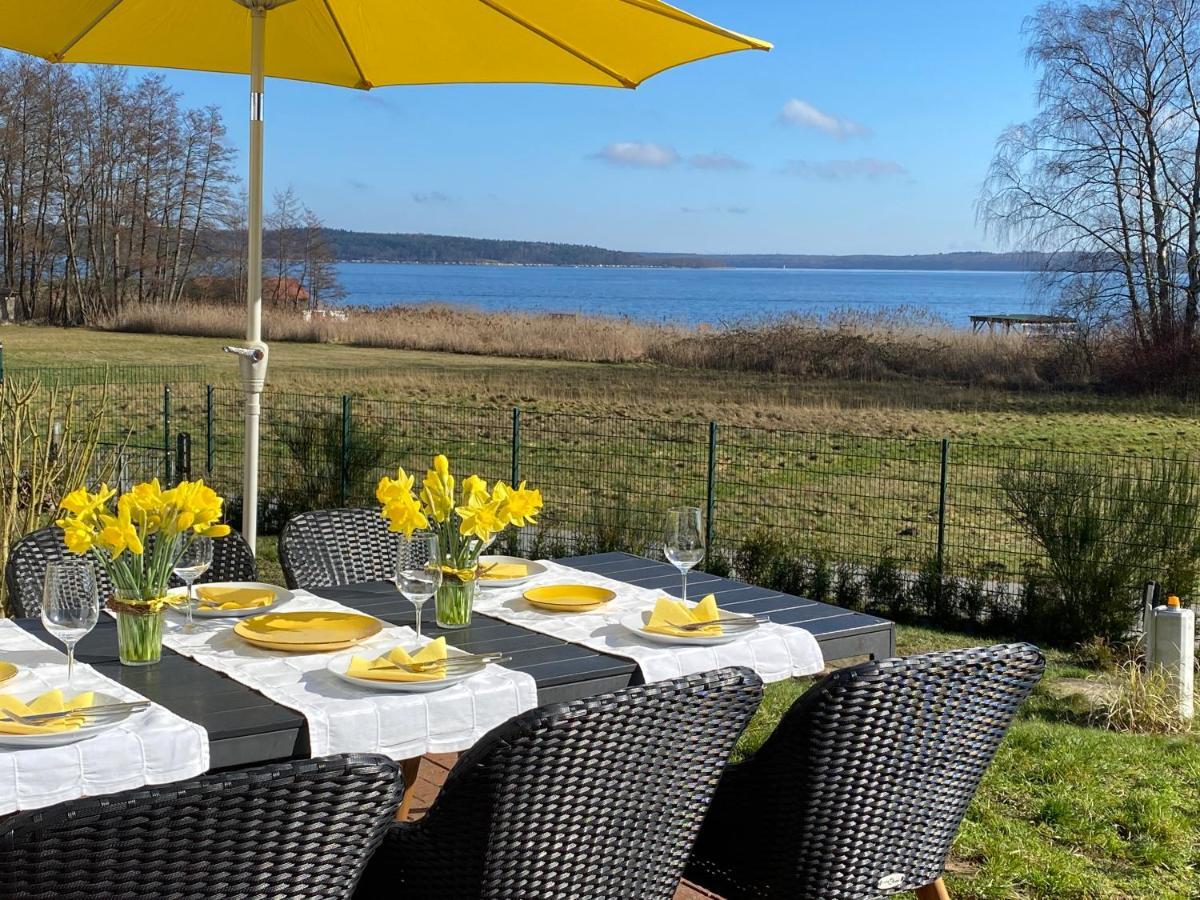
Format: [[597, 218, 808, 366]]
[[524, 584, 616, 613], [0, 661, 17, 686], [234, 611, 382, 653]]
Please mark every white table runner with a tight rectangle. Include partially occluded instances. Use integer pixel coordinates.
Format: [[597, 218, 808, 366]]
[[0, 619, 209, 815], [473, 561, 825, 683], [160, 591, 538, 760]]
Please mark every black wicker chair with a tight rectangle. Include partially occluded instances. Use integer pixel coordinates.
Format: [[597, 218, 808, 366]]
[[4, 525, 257, 618], [355, 667, 764, 900], [0, 754, 403, 899], [685, 643, 1045, 900], [279, 507, 399, 590]]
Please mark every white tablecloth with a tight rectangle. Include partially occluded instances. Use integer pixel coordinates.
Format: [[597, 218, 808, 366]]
[[473, 561, 824, 683], [0, 619, 209, 815], [160, 591, 538, 760]]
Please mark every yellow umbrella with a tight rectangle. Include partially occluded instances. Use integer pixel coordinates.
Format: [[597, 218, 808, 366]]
[[0, 1, 769, 548]]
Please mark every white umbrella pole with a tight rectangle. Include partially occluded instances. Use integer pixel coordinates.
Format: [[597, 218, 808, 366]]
[[240, 5, 269, 552]]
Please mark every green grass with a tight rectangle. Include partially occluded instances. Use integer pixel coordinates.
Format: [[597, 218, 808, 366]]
[[735, 626, 1200, 900]]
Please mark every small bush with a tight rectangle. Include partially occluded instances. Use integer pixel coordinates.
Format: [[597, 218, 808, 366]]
[[273, 410, 391, 519], [866, 555, 911, 619]]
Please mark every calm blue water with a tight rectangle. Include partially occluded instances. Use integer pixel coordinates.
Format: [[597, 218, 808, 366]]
[[333, 262, 1047, 327]]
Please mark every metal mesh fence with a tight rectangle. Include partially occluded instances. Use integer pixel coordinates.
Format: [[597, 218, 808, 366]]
[[17, 364, 1200, 638]]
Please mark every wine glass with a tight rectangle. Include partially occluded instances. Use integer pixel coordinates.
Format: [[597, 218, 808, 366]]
[[395, 532, 442, 639], [173, 536, 213, 633], [664, 506, 705, 603], [41, 559, 100, 686]]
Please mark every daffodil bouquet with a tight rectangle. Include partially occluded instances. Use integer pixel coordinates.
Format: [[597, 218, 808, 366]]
[[377, 454, 542, 627], [56, 478, 230, 663]]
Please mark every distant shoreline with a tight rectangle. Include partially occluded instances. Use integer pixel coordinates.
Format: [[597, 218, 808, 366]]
[[334, 259, 1040, 275]]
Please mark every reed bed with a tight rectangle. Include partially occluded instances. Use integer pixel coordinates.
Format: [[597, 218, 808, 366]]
[[100, 300, 1076, 387]]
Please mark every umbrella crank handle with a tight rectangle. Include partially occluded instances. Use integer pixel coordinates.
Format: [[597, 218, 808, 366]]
[[222, 342, 269, 391]]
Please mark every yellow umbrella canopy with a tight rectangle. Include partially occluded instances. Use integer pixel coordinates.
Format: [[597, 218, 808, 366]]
[[0, 0, 769, 548], [3, 0, 769, 88]]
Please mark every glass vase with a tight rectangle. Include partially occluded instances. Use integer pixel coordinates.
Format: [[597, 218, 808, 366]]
[[435, 573, 477, 629], [110, 595, 166, 666]]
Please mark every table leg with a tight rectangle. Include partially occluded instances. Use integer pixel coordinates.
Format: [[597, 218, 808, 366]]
[[396, 756, 422, 821]]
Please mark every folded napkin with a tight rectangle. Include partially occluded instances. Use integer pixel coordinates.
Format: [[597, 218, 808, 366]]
[[644, 595, 724, 637], [0, 689, 95, 734], [481, 562, 529, 580], [346, 637, 448, 682], [195, 586, 275, 610]]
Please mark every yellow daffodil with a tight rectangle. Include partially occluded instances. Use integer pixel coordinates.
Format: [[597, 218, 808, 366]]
[[382, 492, 430, 538], [56, 516, 96, 554], [462, 474, 489, 505], [97, 497, 144, 557], [377, 468, 416, 505], [456, 498, 505, 542], [59, 484, 114, 521], [498, 481, 543, 527], [199, 523, 232, 538], [421, 454, 455, 523]]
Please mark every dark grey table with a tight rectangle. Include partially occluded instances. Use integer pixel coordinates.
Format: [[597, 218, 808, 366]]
[[16, 552, 893, 771]]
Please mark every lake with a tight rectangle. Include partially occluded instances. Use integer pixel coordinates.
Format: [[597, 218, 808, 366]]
[[333, 262, 1049, 327]]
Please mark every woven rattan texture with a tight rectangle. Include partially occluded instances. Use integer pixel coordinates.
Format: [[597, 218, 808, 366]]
[[355, 667, 763, 900], [0, 754, 403, 899], [5, 526, 257, 617], [278, 508, 400, 590], [685, 642, 1045, 900]]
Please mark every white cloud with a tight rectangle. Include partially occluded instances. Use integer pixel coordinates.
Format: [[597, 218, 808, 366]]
[[778, 99, 869, 139], [688, 152, 750, 171], [412, 190, 450, 204], [781, 158, 907, 180], [592, 141, 680, 167]]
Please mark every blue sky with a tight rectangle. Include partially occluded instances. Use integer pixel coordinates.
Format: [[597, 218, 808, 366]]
[[158, 1, 1042, 255]]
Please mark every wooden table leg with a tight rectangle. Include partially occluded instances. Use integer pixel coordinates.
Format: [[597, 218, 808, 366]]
[[396, 757, 422, 821], [916, 877, 951, 900]]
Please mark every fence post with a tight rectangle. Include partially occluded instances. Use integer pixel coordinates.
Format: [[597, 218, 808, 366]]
[[511, 407, 521, 486], [205, 385, 215, 474], [936, 438, 950, 577], [162, 385, 172, 483], [705, 421, 718, 562], [0, 341, 5, 382], [340, 395, 351, 507], [176, 432, 192, 483]]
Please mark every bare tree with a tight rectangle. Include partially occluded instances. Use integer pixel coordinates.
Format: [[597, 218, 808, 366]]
[[980, 0, 1200, 355]]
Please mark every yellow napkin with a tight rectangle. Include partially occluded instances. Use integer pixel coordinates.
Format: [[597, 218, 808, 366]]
[[0, 689, 95, 734], [195, 586, 275, 610], [481, 562, 529, 580], [346, 637, 448, 682], [644, 595, 724, 637]]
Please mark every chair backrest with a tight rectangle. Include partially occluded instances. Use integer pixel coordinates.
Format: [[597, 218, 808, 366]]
[[278, 507, 398, 590], [0, 754, 403, 899], [686, 643, 1045, 900], [4, 526, 257, 618], [358, 667, 763, 900]]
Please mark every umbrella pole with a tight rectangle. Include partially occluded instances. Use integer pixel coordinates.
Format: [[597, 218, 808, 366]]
[[240, 5, 269, 552]]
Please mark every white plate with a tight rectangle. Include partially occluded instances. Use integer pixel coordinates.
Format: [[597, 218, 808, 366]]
[[327, 647, 488, 693], [0, 691, 142, 749], [618, 610, 759, 647], [477, 556, 546, 589], [167, 582, 293, 618]]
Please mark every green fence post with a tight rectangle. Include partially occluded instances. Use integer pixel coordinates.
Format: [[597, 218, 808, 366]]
[[340, 394, 351, 507], [205, 385, 215, 473], [511, 407, 521, 486], [162, 385, 172, 483], [936, 438, 950, 576], [705, 421, 718, 562]]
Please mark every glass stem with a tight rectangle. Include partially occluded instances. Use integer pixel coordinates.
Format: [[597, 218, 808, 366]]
[[186, 579, 195, 630], [415, 603, 423, 639], [681, 568, 689, 603], [66, 643, 75, 686]]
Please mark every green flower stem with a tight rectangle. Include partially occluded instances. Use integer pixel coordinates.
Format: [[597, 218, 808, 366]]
[[436, 577, 477, 629], [114, 607, 164, 666]]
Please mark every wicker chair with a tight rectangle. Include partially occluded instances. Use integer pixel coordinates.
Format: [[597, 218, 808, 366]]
[[355, 667, 764, 900], [4, 525, 257, 618], [684, 643, 1045, 900], [279, 507, 399, 590], [0, 754, 403, 899]]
